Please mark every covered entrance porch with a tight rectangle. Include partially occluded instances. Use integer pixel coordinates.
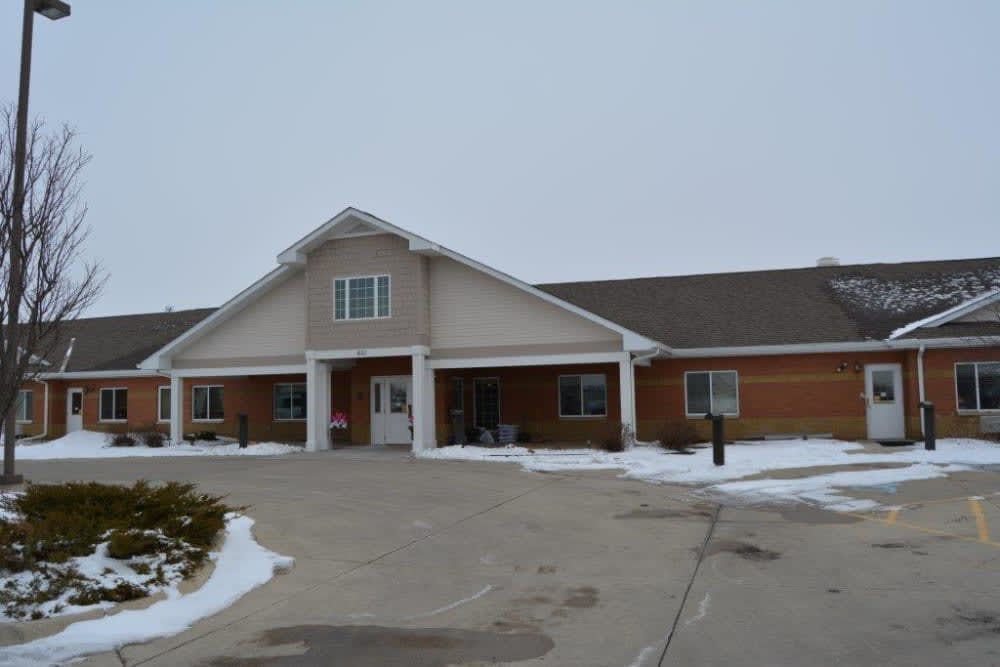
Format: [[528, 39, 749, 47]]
[[305, 347, 640, 452]]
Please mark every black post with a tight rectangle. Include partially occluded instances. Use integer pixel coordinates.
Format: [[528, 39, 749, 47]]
[[705, 413, 725, 466], [920, 401, 936, 451], [238, 413, 248, 448]]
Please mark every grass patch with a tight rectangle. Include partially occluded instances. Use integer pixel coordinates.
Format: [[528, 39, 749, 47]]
[[0, 481, 237, 621]]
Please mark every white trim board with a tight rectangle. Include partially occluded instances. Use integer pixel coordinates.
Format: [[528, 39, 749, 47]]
[[427, 351, 623, 370], [170, 364, 307, 378]]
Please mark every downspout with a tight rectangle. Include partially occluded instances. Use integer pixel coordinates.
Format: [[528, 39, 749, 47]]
[[629, 347, 667, 444], [917, 344, 927, 436]]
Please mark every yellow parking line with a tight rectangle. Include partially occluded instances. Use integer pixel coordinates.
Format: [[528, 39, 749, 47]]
[[886, 508, 900, 525], [969, 498, 991, 543], [846, 512, 1000, 549]]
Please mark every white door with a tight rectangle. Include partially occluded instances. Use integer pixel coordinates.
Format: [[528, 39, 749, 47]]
[[67, 388, 84, 433], [371, 377, 411, 444], [864, 364, 905, 440]]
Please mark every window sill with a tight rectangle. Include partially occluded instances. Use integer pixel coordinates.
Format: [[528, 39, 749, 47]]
[[274, 418, 307, 423], [193, 419, 225, 423], [16, 420, 32, 425], [957, 410, 1000, 416], [558, 414, 608, 420], [157, 419, 170, 424], [99, 419, 128, 424], [686, 413, 740, 419]]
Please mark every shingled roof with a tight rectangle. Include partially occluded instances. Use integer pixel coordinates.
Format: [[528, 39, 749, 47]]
[[538, 257, 1000, 348], [39, 308, 217, 373]]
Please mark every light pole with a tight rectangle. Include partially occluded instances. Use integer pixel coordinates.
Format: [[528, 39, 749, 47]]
[[1, 0, 71, 486]]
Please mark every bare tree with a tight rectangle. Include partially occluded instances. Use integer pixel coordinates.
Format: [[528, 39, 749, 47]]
[[0, 103, 105, 479]]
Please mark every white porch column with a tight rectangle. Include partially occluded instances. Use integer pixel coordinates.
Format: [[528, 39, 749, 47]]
[[170, 374, 183, 445], [619, 353, 636, 443], [423, 368, 436, 446], [411, 350, 426, 452], [306, 359, 331, 451]]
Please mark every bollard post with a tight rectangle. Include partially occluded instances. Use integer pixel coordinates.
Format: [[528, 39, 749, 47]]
[[238, 413, 248, 448], [705, 413, 725, 465], [920, 401, 935, 451]]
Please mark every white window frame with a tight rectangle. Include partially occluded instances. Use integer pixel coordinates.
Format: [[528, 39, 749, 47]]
[[99, 387, 129, 423], [333, 274, 391, 321], [558, 374, 608, 418], [16, 389, 33, 424], [157, 385, 171, 423], [684, 370, 740, 418], [954, 361, 1000, 414], [273, 382, 308, 421], [192, 384, 225, 422]]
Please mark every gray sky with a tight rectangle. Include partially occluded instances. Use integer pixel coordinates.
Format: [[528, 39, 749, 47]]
[[2, 1, 998, 317]]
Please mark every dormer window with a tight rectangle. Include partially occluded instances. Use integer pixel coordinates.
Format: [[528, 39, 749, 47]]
[[334, 275, 390, 321]]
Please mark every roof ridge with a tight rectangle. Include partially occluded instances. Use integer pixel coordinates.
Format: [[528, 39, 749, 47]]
[[536, 255, 1000, 288]]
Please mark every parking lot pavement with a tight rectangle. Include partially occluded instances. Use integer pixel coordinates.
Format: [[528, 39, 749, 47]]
[[11, 452, 1000, 666]]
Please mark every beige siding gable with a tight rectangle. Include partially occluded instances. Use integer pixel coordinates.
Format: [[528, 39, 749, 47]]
[[306, 234, 430, 350], [956, 302, 1000, 323], [174, 271, 306, 362], [429, 257, 621, 350]]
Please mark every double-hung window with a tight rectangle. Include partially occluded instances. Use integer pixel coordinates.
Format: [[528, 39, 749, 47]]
[[274, 383, 307, 420], [956, 362, 1000, 411], [100, 388, 128, 422], [685, 371, 739, 417], [559, 374, 607, 417], [193, 385, 224, 421], [15, 389, 33, 423], [158, 386, 171, 422], [334, 275, 390, 320]]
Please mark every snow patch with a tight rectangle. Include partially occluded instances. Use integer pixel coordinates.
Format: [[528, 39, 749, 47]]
[[0, 514, 294, 667], [14, 430, 301, 460], [419, 439, 1000, 510], [829, 270, 1000, 316], [685, 592, 711, 626]]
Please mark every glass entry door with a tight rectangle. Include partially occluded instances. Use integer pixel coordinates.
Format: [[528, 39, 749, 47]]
[[371, 376, 411, 444]]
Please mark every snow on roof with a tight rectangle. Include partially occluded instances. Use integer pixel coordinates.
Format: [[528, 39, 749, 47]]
[[828, 269, 1000, 316]]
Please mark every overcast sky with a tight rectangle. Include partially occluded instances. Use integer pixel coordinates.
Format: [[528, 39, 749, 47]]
[[1, 2, 997, 317]]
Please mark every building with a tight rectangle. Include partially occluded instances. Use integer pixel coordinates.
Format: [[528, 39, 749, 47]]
[[15, 208, 1000, 449]]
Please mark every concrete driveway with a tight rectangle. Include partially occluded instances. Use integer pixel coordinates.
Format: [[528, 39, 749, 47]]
[[12, 448, 1000, 666]]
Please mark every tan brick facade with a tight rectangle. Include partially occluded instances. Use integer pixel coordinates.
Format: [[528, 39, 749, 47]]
[[14, 345, 999, 446]]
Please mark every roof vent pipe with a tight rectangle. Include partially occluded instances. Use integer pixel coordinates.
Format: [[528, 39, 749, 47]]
[[816, 256, 840, 267]]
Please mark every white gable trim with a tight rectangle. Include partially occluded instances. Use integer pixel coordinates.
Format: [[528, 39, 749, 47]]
[[888, 289, 1000, 340], [137, 266, 297, 370], [277, 207, 663, 351]]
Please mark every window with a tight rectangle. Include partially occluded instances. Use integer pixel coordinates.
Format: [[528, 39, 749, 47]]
[[334, 275, 390, 320], [559, 374, 607, 417], [956, 362, 1000, 411], [99, 388, 128, 422], [274, 383, 307, 420], [474, 377, 500, 430], [193, 385, 224, 421], [15, 389, 33, 423], [158, 386, 171, 422], [685, 371, 739, 416]]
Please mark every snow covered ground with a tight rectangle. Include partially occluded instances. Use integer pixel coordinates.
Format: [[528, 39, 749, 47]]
[[13, 430, 302, 459], [419, 438, 1000, 511], [0, 514, 293, 667]]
